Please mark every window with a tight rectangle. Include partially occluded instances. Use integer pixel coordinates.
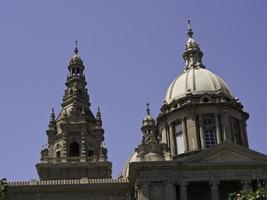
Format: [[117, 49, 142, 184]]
[[88, 150, 94, 156], [69, 142, 80, 157], [56, 151, 60, 158], [55, 144, 61, 158], [202, 114, 216, 148], [174, 122, 184, 154], [76, 68, 80, 75]]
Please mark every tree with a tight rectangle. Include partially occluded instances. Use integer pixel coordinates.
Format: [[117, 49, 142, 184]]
[[0, 178, 7, 200], [228, 184, 267, 200]]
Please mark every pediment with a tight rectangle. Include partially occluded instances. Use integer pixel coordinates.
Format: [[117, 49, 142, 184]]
[[201, 150, 255, 163], [180, 143, 267, 164]]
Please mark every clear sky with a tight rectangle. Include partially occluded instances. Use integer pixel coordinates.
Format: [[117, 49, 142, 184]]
[[0, 0, 266, 181]]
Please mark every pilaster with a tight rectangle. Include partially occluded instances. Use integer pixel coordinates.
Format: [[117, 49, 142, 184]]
[[80, 128, 86, 162], [165, 183, 176, 200], [169, 123, 176, 156], [180, 181, 188, 200], [138, 184, 149, 200], [182, 118, 189, 152], [198, 115, 205, 149], [215, 114, 222, 144], [210, 180, 219, 200]]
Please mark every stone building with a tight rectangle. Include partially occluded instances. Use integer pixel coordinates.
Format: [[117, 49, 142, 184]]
[[7, 21, 267, 200]]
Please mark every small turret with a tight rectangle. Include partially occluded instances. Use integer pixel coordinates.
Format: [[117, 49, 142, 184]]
[[48, 108, 56, 128], [141, 103, 157, 145], [135, 104, 170, 161]]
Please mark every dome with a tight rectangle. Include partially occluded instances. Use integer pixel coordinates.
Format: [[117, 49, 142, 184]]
[[69, 53, 83, 65], [121, 152, 138, 178], [142, 114, 155, 126], [142, 103, 155, 127], [165, 67, 234, 103], [69, 42, 83, 65]]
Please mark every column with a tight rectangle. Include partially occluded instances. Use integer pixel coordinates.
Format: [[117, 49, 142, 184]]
[[215, 114, 222, 144], [165, 183, 176, 200], [169, 123, 176, 156], [198, 115, 205, 149], [241, 122, 249, 147], [241, 180, 250, 190], [182, 118, 189, 152], [210, 181, 219, 200], [161, 126, 167, 144], [138, 184, 149, 200], [180, 182, 188, 200], [221, 111, 229, 141]]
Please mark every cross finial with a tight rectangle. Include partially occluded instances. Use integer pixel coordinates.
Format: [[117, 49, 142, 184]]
[[74, 40, 79, 54], [146, 103, 150, 115], [187, 17, 193, 38]]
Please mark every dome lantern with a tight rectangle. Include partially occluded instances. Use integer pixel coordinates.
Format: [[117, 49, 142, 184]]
[[183, 19, 205, 70]]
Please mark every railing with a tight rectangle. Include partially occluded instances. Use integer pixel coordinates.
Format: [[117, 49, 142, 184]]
[[8, 178, 129, 187], [41, 156, 98, 163]]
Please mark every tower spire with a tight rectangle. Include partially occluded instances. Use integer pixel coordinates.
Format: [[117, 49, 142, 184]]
[[96, 107, 102, 121], [187, 18, 193, 38], [50, 108, 55, 121], [74, 40, 79, 54], [146, 103, 150, 115]]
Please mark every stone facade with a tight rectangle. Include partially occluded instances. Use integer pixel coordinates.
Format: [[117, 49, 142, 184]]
[[7, 21, 267, 200]]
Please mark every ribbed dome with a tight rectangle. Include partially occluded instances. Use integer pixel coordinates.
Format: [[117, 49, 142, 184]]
[[165, 67, 234, 103], [164, 20, 234, 104]]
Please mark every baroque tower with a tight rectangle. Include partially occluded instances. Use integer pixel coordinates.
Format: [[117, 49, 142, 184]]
[[36, 43, 112, 180]]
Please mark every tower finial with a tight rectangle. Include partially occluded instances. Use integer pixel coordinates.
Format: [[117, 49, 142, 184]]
[[74, 40, 79, 54], [96, 107, 102, 120], [187, 17, 193, 38], [146, 103, 150, 115], [50, 107, 55, 121]]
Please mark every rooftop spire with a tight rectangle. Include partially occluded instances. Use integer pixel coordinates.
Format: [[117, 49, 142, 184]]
[[146, 103, 150, 115], [50, 108, 55, 121], [74, 40, 79, 54], [187, 18, 194, 38], [96, 107, 102, 120]]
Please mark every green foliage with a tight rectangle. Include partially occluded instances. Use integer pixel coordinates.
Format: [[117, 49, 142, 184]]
[[0, 178, 7, 200], [228, 186, 267, 200]]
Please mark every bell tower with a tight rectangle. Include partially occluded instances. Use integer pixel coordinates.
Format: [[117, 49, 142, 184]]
[[36, 42, 112, 180]]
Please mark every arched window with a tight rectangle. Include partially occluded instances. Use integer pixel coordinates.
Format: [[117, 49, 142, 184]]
[[55, 144, 61, 158], [88, 143, 94, 156], [88, 150, 94, 156], [69, 142, 80, 157], [202, 114, 216, 148]]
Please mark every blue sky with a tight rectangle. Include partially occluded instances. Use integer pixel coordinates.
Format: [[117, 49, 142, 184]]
[[0, 0, 266, 180]]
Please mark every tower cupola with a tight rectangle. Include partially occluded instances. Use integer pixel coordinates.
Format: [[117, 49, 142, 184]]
[[68, 40, 84, 76]]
